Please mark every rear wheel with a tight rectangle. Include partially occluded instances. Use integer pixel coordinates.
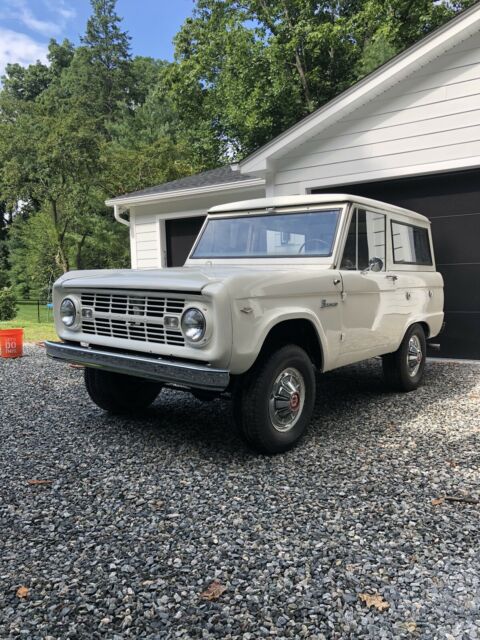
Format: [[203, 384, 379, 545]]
[[84, 368, 162, 414], [382, 324, 427, 392], [236, 345, 316, 454]]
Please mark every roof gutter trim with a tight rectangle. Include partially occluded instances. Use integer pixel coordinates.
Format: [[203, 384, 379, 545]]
[[106, 177, 265, 207]]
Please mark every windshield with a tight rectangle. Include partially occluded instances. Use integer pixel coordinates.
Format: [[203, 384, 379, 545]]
[[191, 209, 340, 259]]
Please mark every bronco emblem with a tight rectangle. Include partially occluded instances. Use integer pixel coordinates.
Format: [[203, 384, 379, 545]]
[[320, 299, 338, 309]]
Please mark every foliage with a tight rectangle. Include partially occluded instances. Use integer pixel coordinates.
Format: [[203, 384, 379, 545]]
[[169, 0, 474, 158], [0, 202, 9, 288], [0, 0, 474, 293], [0, 301, 57, 343], [0, 288, 17, 321]]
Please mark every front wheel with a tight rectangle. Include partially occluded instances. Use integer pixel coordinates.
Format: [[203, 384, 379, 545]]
[[382, 324, 427, 392], [84, 368, 162, 414], [236, 345, 316, 454]]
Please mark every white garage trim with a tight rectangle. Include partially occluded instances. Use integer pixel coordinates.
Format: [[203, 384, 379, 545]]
[[293, 156, 480, 194]]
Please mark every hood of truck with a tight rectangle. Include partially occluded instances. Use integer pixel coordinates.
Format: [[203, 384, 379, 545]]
[[56, 264, 333, 297], [57, 267, 223, 293]]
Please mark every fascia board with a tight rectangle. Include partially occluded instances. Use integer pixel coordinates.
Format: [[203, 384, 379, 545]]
[[105, 178, 265, 207]]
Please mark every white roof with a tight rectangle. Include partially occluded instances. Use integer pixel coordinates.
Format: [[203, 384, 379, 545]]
[[208, 194, 430, 223]]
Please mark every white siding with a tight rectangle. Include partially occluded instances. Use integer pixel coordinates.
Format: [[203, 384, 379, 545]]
[[273, 31, 480, 194], [132, 215, 160, 269]]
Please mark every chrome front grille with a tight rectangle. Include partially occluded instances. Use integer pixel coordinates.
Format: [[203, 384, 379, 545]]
[[80, 292, 185, 346]]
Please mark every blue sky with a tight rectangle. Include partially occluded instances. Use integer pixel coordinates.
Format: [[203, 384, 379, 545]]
[[0, 0, 196, 77]]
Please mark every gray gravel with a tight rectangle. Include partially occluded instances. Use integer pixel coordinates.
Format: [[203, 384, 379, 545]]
[[1, 345, 479, 639]]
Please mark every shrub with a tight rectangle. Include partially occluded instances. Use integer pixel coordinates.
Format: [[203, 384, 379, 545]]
[[0, 288, 17, 321], [0, 269, 9, 289]]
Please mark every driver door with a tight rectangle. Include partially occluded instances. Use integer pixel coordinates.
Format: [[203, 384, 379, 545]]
[[338, 208, 398, 365]]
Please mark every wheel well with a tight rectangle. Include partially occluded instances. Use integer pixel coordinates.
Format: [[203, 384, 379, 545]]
[[258, 319, 323, 370], [417, 321, 430, 339]]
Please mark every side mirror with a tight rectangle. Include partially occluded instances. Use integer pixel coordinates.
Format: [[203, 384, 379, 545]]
[[363, 257, 383, 273]]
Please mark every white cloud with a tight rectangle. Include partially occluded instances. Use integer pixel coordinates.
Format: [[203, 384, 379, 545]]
[[1, 0, 76, 38], [0, 27, 48, 77], [44, 0, 76, 21]]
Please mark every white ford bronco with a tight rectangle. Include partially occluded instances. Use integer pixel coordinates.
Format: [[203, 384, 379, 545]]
[[47, 195, 444, 453]]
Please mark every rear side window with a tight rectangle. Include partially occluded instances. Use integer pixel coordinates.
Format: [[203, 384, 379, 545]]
[[391, 221, 432, 265], [340, 209, 386, 270]]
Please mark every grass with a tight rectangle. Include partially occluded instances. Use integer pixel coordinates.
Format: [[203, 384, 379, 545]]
[[0, 302, 57, 343]]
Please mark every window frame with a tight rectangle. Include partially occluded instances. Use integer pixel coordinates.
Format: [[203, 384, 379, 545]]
[[390, 219, 433, 266], [339, 206, 387, 271], [189, 208, 342, 260]]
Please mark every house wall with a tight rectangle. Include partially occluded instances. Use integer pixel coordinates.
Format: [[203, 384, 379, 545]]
[[272, 30, 480, 195], [129, 185, 265, 269]]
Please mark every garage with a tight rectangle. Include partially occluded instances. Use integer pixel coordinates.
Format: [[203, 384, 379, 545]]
[[165, 216, 205, 267], [312, 169, 480, 359], [107, 3, 480, 359]]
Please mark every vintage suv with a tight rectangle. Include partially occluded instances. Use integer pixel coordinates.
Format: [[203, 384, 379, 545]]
[[46, 195, 444, 453]]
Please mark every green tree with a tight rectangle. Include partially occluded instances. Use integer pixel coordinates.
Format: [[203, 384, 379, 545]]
[[168, 0, 475, 161], [0, 202, 10, 288], [81, 0, 132, 118], [1, 39, 74, 101], [355, 0, 478, 76]]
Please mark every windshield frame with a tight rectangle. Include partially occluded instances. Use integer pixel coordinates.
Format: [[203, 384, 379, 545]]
[[187, 204, 348, 266]]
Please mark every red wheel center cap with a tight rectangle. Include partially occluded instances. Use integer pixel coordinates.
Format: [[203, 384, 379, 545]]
[[290, 393, 300, 410]]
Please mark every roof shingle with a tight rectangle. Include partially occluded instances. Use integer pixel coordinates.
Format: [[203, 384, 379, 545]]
[[110, 166, 258, 201]]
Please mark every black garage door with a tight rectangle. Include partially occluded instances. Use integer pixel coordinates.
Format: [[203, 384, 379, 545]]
[[313, 169, 480, 359], [166, 216, 205, 267]]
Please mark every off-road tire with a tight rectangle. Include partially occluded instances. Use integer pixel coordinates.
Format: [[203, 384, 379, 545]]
[[382, 323, 427, 392], [236, 345, 316, 454], [84, 368, 162, 414]]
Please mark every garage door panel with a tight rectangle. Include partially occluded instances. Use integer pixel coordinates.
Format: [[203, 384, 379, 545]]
[[431, 214, 480, 265], [438, 264, 480, 312], [435, 312, 480, 359], [313, 170, 480, 218], [166, 217, 205, 268]]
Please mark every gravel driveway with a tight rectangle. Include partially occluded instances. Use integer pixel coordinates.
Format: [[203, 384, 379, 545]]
[[1, 346, 479, 639]]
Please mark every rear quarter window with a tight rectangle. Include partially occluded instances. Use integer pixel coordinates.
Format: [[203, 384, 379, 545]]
[[391, 221, 432, 266]]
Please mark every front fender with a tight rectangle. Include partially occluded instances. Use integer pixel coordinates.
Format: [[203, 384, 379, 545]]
[[229, 299, 341, 375]]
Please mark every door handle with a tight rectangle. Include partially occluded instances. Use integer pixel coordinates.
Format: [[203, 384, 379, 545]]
[[333, 278, 341, 285], [386, 274, 398, 281]]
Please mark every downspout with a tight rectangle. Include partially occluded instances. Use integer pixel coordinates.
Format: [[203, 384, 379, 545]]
[[114, 204, 130, 226]]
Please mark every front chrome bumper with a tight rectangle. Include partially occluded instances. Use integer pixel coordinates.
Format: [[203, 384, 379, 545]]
[[45, 341, 230, 391]]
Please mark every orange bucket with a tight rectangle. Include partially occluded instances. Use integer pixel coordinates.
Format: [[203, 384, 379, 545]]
[[0, 328, 24, 358]]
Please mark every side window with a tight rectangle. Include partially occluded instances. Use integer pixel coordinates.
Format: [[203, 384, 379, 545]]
[[391, 221, 432, 265], [341, 209, 386, 270]]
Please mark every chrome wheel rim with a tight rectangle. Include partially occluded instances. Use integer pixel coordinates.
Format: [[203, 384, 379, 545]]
[[407, 335, 423, 377], [268, 367, 305, 432]]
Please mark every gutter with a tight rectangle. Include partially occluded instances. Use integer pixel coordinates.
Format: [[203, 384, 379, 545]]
[[113, 205, 130, 227], [106, 177, 265, 208]]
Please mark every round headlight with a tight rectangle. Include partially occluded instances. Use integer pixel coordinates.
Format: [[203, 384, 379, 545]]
[[60, 298, 76, 327], [181, 307, 206, 343]]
